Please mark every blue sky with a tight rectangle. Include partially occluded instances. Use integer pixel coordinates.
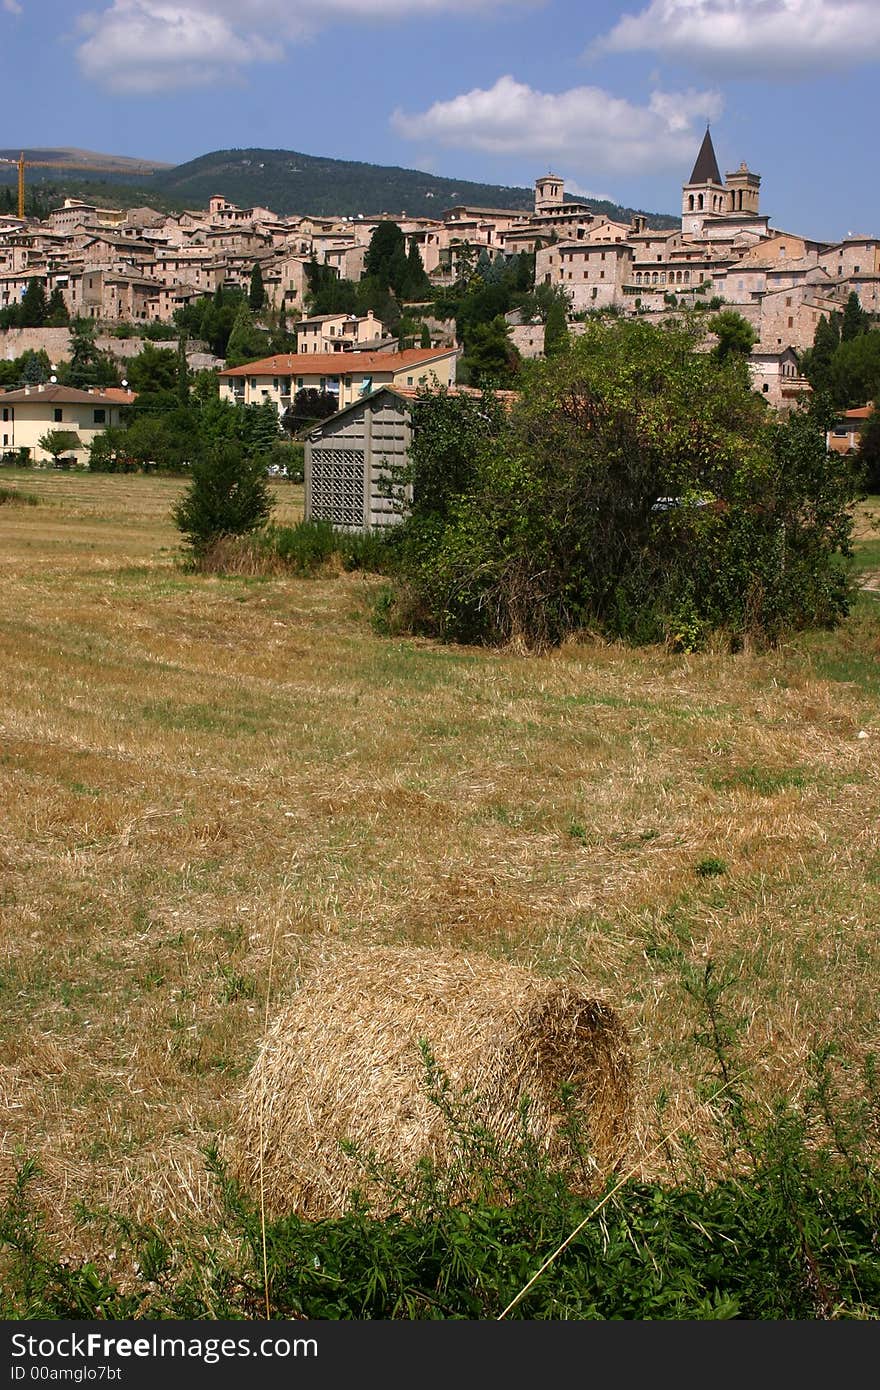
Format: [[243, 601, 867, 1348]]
[[2, 0, 878, 240]]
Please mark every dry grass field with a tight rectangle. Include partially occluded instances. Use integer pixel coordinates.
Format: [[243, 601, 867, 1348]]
[[1, 468, 879, 1256]]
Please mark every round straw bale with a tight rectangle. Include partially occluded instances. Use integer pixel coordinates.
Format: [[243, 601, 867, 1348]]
[[232, 943, 632, 1219]]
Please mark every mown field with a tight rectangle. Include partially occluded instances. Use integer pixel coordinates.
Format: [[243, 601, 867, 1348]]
[[1, 468, 879, 1266]]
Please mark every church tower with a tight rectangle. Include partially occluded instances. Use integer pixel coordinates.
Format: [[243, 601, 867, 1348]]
[[681, 127, 726, 230], [535, 173, 564, 214], [724, 160, 761, 216]]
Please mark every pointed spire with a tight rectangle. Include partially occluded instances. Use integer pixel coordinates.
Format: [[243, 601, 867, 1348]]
[[688, 127, 721, 186]]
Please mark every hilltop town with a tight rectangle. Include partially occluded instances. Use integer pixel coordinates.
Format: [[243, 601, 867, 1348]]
[[1, 126, 878, 456]]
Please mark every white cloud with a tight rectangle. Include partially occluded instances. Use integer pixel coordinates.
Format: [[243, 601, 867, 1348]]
[[3, 0, 24, 14], [592, 0, 880, 76], [75, 0, 534, 94], [392, 75, 722, 176]]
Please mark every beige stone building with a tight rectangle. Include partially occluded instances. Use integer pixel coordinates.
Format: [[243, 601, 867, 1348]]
[[0, 384, 134, 465], [217, 346, 459, 416], [295, 310, 387, 354]]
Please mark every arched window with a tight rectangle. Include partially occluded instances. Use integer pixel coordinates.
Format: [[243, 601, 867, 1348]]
[[688, 195, 694, 211], [652, 271, 658, 284], [698, 194, 704, 210], [635, 272, 642, 284], [684, 270, 690, 283]]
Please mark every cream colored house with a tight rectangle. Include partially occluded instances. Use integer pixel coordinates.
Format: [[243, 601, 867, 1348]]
[[295, 310, 386, 354], [0, 384, 134, 465], [217, 346, 459, 416]]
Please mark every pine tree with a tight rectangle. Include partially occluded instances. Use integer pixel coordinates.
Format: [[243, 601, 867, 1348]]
[[172, 441, 274, 562], [20, 350, 48, 385]]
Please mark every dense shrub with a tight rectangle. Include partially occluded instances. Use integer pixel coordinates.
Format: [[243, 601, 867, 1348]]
[[388, 321, 862, 649]]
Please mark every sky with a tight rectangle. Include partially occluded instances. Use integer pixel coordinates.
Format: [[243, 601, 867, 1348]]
[[2, 0, 878, 241]]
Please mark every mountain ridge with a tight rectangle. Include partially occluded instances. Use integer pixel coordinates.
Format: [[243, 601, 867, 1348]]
[[0, 144, 679, 228]]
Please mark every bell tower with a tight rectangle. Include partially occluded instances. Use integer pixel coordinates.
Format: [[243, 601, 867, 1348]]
[[724, 161, 761, 216], [535, 173, 564, 214], [682, 128, 726, 232]]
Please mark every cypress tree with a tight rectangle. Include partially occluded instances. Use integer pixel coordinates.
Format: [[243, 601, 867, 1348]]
[[249, 262, 265, 311], [19, 277, 48, 328]]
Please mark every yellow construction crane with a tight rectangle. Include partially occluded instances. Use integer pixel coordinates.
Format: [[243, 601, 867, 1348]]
[[1, 152, 154, 219]]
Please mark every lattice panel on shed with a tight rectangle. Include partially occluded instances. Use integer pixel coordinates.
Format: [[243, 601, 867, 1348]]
[[310, 448, 365, 528]]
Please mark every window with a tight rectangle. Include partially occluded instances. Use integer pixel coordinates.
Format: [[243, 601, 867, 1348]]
[[407, 376, 413, 385], [93, 409, 106, 424], [1, 408, 7, 421], [249, 378, 257, 389], [53, 408, 62, 422], [787, 317, 794, 329], [2, 434, 6, 446], [785, 297, 792, 307]]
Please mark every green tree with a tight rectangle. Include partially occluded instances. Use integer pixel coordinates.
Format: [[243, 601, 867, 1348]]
[[249, 262, 266, 312], [420, 322, 432, 349], [224, 301, 270, 367], [462, 315, 520, 387], [46, 288, 70, 327], [390, 320, 860, 649], [543, 296, 570, 359], [20, 350, 49, 385], [841, 291, 869, 343], [403, 240, 431, 300], [176, 335, 190, 408], [62, 318, 119, 389], [245, 398, 281, 458], [802, 314, 841, 396], [126, 342, 179, 401], [172, 441, 274, 562], [18, 278, 48, 328], [364, 222, 408, 295], [857, 407, 880, 492], [38, 429, 82, 466], [708, 309, 757, 364], [829, 331, 880, 408]]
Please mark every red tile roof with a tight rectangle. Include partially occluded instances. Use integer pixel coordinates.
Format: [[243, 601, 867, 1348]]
[[0, 384, 135, 406], [217, 347, 458, 378]]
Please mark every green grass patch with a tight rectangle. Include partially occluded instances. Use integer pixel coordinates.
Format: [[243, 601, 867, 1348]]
[[711, 765, 808, 796], [0, 485, 38, 507]]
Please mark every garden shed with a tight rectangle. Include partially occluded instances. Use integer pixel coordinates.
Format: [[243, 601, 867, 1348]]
[[304, 386, 413, 532]]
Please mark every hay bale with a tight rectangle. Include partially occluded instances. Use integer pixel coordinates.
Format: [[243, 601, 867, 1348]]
[[232, 943, 632, 1219]]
